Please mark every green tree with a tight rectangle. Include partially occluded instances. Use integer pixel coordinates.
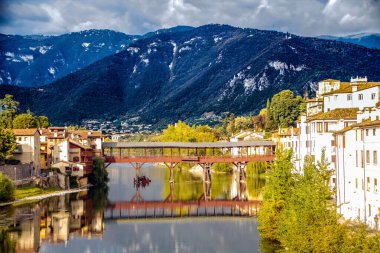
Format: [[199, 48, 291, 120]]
[[0, 229, 16, 253], [258, 147, 294, 240], [89, 157, 109, 188], [156, 121, 217, 142], [12, 113, 37, 129], [0, 94, 19, 129], [0, 173, 15, 202], [264, 99, 275, 131], [276, 154, 343, 252], [226, 113, 236, 134], [36, 115, 49, 128], [0, 129, 17, 162], [270, 90, 303, 128]]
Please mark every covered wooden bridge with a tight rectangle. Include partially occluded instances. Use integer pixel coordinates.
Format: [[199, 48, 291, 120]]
[[102, 141, 275, 184]]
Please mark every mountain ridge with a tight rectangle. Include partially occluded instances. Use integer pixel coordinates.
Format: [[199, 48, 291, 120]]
[[1, 24, 380, 128]]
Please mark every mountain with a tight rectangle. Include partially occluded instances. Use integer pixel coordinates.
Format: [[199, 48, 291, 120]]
[[0, 29, 139, 87], [318, 33, 380, 49], [1, 24, 380, 127]]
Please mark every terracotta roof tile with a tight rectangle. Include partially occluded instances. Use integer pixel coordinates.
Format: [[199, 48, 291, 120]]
[[12, 128, 39, 136], [306, 108, 358, 122]]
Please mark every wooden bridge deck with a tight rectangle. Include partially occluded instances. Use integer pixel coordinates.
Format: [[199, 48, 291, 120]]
[[102, 141, 276, 163]]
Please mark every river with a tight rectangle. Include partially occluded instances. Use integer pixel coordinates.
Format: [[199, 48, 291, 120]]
[[0, 163, 269, 253]]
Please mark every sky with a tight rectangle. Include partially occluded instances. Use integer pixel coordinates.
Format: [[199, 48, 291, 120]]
[[0, 0, 379, 37]]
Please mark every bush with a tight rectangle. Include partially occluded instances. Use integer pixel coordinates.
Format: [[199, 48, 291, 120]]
[[89, 157, 109, 188], [212, 163, 232, 173], [0, 173, 15, 202], [5, 156, 20, 165]]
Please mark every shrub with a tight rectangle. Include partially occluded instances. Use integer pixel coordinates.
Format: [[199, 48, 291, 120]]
[[0, 173, 15, 202]]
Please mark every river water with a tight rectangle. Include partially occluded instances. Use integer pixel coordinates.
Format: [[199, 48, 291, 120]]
[[0, 163, 268, 253]]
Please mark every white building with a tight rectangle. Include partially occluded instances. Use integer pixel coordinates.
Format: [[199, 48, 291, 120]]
[[278, 77, 380, 229], [334, 107, 380, 229]]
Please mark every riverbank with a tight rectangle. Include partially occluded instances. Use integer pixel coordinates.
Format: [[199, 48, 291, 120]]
[[0, 186, 89, 207]]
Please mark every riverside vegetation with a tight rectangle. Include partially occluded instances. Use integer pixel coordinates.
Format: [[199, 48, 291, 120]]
[[258, 148, 380, 252]]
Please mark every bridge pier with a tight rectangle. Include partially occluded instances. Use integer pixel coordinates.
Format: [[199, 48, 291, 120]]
[[200, 163, 212, 184], [234, 162, 247, 183], [130, 162, 145, 185], [164, 162, 178, 183]]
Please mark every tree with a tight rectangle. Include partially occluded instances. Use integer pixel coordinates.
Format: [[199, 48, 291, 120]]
[[0, 129, 17, 162], [0, 94, 19, 129], [258, 147, 294, 240], [264, 99, 275, 131], [0, 173, 15, 202], [89, 157, 109, 188], [276, 154, 343, 252], [12, 113, 37, 129], [156, 121, 217, 142], [226, 113, 236, 134], [270, 90, 302, 128], [36, 116, 49, 128]]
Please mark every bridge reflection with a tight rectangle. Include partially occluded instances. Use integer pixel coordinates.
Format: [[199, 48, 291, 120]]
[[105, 172, 260, 220]]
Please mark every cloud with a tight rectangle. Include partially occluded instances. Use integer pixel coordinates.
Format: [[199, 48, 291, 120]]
[[0, 0, 379, 36]]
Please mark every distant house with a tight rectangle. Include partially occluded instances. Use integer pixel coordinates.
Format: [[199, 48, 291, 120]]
[[12, 128, 41, 174], [230, 131, 268, 156]]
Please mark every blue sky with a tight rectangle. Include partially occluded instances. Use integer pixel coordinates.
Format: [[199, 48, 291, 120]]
[[0, 0, 379, 36]]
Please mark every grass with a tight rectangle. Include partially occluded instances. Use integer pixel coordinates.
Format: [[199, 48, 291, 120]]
[[14, 185, 60, 200]]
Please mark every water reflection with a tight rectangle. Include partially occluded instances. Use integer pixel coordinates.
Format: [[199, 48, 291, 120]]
[[0, 163, 266, 253]]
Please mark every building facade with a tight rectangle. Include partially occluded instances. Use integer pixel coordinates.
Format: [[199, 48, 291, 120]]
[[12, 128, 41, 174], [278, 77, 380, 229]]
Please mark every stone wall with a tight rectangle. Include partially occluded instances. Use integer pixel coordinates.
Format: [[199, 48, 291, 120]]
[[0, 164, 32, 180]]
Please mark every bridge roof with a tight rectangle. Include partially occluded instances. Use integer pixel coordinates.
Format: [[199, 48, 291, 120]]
[[102, 140, 275, 148]]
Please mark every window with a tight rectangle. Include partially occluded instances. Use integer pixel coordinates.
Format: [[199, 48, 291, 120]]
[[367, 177, 370, 191], [347, 94, 352, 101], [334, 95, 338, 101], [317, 122, 323, 133], [366, 129, 369, 136], [306, 126, 310, 134], [374, 151, 378, 165], [362, 179, 364, 190], [356, 130, 358, 141], [356, 150, 358, 167], [356, 178, 358, 189], [361, 151, 364, 168], [324, 122, 329, 132], [375, 178, 378, 192], [331, 155, 336, 163], [369, 204, 371, 216], [358, 94, 363, 100], [366, 150, 370, 164], [18, 137, 22, 141], [371, 93, 376, 100], [374, 129, 376, 136], [342, 136, 346, 148]]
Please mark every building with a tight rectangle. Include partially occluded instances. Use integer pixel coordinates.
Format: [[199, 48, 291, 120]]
[[278, 77, 380, 229], [51, 139, 94, 185], [12, 128, 41, 174], [39, 127, 69, 169], [334, 107, 380, 229], [69, 130, 103, 156]]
